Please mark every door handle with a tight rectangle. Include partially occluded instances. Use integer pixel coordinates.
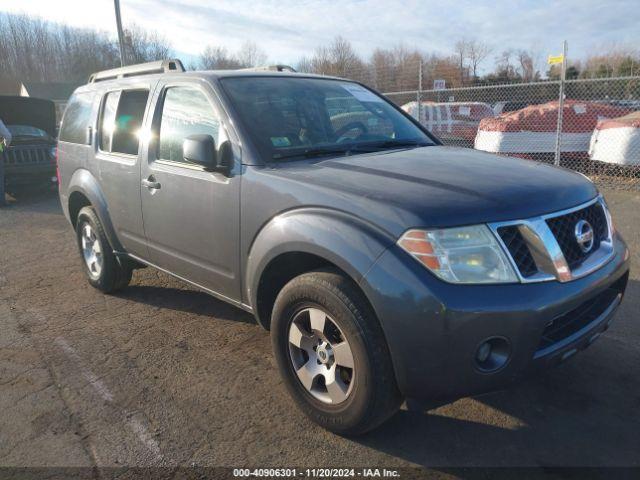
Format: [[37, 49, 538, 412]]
[[141, 177, 161, 190]]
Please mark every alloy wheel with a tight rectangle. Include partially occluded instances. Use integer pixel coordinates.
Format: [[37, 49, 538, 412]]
[[81, 223, 103, 279], [288, 307, 355, 404]]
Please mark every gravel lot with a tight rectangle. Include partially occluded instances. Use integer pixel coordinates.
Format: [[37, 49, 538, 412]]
[[1, 189, 639, 476]]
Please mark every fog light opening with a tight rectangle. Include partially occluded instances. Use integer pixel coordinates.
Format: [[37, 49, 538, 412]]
[[475, 337, 511, 373]]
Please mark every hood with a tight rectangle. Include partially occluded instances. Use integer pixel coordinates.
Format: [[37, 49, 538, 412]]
[[0, 96, 57, 137], [262, 146, 598, 231]]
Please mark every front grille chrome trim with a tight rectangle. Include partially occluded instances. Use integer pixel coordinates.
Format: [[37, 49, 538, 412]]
[[518, 219, 572, 282], [489, 196, 614, 284]]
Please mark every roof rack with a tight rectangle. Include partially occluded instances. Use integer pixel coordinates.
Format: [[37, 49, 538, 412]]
[[240, 65, 297, 73], [88, 59, 185, 83]]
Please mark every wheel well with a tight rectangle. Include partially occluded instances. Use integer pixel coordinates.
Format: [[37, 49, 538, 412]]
[[68, 191, 92, 228], [256, 252, 345, 329]]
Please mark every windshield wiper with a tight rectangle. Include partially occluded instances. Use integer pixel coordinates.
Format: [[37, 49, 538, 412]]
[[349, 139, 432, 152], [271, 140, 431, 161], [272, 146, 351, 161]]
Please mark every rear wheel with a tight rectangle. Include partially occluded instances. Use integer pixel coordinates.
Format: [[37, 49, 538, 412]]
[[271, 269, 402, 435], [76, 206, 132, 293]]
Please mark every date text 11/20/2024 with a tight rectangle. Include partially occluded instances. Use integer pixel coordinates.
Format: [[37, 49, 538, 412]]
[[233, 468, 401, 477]]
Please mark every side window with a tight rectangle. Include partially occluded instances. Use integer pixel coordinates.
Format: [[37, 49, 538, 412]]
[[158, 87, 220, 163], [111, 89, 149, 156], [59, 92, 94, 144], [99, 91, 120, 151]]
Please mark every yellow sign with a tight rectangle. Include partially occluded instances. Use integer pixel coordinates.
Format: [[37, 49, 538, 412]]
[[548, 54, 564, 65]]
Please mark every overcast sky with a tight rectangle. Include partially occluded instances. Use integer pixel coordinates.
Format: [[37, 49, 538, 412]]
[[3, 0, 639, 71]]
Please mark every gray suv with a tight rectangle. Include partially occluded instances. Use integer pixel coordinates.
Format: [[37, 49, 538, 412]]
[[58, 59, 630, 435]]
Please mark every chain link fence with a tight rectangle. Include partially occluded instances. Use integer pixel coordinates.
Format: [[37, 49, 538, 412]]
[[377, 76, 640, 190]]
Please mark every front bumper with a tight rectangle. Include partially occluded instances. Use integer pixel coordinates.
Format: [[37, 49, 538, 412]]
[[359, 233, 630, 401], [4, 164, 57, 187], [2, 158, 56, 187]]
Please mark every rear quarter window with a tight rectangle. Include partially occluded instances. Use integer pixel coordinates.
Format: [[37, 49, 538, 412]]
[[59, 92, 95, 144]]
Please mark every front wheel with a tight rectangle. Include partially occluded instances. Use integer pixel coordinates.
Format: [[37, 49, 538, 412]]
[[271, 269, 402, 435], [76, 206, 132, 293]]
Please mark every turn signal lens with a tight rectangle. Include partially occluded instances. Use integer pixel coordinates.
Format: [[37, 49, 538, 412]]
[[398, 226, 519, 284], [398, 233, 440, 269]]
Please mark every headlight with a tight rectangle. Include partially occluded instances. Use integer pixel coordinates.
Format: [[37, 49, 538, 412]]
[[397, 225, 518, 284]]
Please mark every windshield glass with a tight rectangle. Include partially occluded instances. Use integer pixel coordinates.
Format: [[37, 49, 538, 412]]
[[220, 77, 433, 161], [8, 125, 50, 139]]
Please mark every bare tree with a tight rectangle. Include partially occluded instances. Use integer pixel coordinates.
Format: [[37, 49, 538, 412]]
[[10, 11, 638, 99], [0, 12, 120, 83], [394, 45, 423, 90], [123, 23, 171, 64], [305, 36, 368, 82], [454, 39, 468, 85], [493, 49, 519, 82], [236, 41, 267, 67], [370, 48, 397, 91], [308, 46, 332, 75], [516, 49, 536, 82], [198, 41, 267, 70], [369, 45, 422, 91], [328, 36, 363, 78], [424, 53, 464, 88], [466, 39, 492, 81], [581, 46, 640, 78], [295, 56, 313, 73], [199, 46, 243, 70]]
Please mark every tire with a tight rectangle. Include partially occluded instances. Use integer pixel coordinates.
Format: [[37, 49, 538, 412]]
[[75, 206, 132, 293], [271, 269, 402, 435]]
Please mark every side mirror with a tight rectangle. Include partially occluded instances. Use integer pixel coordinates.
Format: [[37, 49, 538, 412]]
[[183, 134, 216, 169], [182, 134, 232, 175]]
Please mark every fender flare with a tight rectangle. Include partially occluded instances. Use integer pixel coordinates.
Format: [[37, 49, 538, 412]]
[[67, 168, 124, 252], [244, 207, 396, 326]]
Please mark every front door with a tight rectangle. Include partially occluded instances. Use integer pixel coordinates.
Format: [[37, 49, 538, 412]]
[[140, 81, 241, 302]]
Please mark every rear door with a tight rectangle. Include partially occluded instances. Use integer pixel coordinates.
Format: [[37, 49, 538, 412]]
[[139, 79, 241, 301], [95, 85, 153, 258]]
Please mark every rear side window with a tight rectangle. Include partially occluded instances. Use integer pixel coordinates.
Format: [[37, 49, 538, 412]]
[[98, 89, 149, 156], [158, 87, 220, 163], [59, 92, 94, 144]]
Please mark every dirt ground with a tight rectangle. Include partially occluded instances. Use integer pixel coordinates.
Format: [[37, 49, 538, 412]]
[[1, 189, 639, 477]]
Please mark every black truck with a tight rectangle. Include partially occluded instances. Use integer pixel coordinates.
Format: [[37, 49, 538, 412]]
[[1, 96, 58, 199]]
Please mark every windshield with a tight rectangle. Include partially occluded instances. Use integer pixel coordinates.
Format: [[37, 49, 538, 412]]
[[220, 77, 433, 161], [8, 125, 51, 139]]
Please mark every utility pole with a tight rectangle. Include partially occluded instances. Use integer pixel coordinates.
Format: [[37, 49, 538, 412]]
[[0, 148, 5, 207], [114, 0, 127, 67], [417, 62, 423, 125], [554, 40, 568, 166]]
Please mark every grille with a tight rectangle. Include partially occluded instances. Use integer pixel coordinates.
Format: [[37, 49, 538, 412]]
[[546, 203, 608, 270], [497, 226, 538, 277], [536, 273, 627, 353], [1, 146, 53, 166]]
